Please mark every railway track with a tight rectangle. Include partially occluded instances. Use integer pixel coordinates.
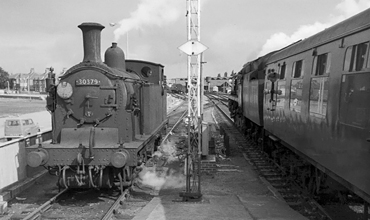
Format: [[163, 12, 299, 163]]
[[101, 188, 130, 220], [161, 109, 188, 145], [163, 97, 215, 145], [3, 96, 188, 220], [168, 93, 187, 101], [21, 188, 69, 220], [18, 186, 145, 220], [207, 94, 333, 220], [167, 99, 186, 118]]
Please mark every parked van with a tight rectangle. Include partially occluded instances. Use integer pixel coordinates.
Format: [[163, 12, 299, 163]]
[[4, 118, 40, 140]]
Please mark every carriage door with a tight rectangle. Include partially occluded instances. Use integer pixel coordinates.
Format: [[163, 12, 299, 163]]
[[339, 73, 370, 142], [266, 69, 279, 112], [339, 41, 370, 145]]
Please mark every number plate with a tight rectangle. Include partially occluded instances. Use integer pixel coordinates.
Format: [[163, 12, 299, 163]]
[[75, 79, 101, 86]]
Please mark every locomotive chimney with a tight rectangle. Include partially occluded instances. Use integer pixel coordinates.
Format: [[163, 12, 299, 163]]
[[104, 42, 126, 71], [78, 22, 105, 63]]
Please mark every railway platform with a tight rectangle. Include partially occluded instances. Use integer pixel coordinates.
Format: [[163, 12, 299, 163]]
[[131, 107, 307, 220], [132, 174, 307, 220]]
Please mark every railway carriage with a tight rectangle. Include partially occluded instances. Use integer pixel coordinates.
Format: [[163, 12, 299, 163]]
[[229, 8, 370, 203]]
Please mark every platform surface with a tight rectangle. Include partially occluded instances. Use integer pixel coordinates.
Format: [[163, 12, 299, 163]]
[[131, 107, 308, 220], [133, 192, 307, 220]]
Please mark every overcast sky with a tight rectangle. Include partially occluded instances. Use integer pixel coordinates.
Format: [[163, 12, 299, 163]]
[[0, 0, 369, 79]]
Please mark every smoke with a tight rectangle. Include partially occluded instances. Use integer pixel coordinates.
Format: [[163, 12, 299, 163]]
[[138, 166, 186, 191], [113, 0, 182, 42], [112, 0, 210, 43], [258, 0, 370, 56], [136, 140, 186, 191], [153, 141, 179, 163], [336, 0, 370, 17]]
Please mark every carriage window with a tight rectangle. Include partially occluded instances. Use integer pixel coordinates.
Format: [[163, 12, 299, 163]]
[[339, 73, 370, 128], [309, 77, 329, 118], [265, 82, 269, 104], [276, 81, 286, 108], [292, 60, 304, 78], [290, 79, 303, 112], [279, 63, 286, 79], [312, 53, 331, 76], [344, 42, 369, 72]]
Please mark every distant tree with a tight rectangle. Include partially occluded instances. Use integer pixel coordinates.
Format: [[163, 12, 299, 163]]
[[0, 67, 10, 89], [217, 73, 221, 77], [224, 72, 228, 77]]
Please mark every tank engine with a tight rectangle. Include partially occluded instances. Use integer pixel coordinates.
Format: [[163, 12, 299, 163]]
[[229, 8, 370, 204], [26, 22, 167, 190], [170, 83, 186, 94]]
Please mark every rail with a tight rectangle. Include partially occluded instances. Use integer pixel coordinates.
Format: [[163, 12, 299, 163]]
[[101, 188, 130, 220], [23, 188, 68, 220], [161, 110, 188, 145]]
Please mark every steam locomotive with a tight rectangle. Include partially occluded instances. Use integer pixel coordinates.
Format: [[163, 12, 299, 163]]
[[229, 9, 370, 203], [26, 22, 167, 190], [170, 83, 186, 94]]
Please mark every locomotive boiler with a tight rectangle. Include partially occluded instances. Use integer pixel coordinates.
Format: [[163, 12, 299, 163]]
[[26, 22, 167, 190], [229, 8, 370, 204]]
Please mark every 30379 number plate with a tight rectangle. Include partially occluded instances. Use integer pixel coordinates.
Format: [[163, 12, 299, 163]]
[[75, 78, 101, 86]]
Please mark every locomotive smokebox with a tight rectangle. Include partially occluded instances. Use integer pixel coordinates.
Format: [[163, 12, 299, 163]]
[[78, 22, 105, 63], [104, 42, 126, 71]]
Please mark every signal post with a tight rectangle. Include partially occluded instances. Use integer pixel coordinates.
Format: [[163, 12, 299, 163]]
[[178, 0, 208, 202]]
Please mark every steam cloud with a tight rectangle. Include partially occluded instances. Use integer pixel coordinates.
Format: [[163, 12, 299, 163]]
[[113, 0, 182, 42], [136, 141, 186, 191], [258, 0, 370, 56], [138, 166, 186, 191], [153, 141, 179, 163]]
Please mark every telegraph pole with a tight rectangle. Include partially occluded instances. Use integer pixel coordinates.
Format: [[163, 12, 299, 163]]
[[178, 0, 207, 202]]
